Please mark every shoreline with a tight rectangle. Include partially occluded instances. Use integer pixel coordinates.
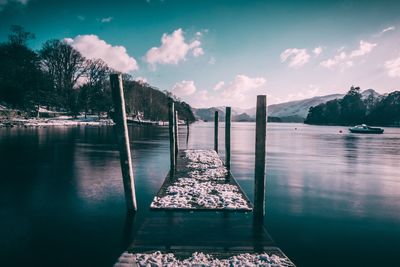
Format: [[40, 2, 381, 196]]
[[0, 117, 115, 127]]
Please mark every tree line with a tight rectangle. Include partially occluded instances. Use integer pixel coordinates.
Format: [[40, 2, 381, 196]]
[[0, 26, 195, 122], [305, 86, 400, 126]]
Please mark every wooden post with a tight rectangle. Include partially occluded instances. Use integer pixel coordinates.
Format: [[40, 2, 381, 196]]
[[254, 95, 267, 218], [214, 111, 219, 153], [186, 118, 190, 148], [110, 74, 137, 212], [174, 110, 179, 159], [168, 99, 176, 175], [225, 107, 231, 170]]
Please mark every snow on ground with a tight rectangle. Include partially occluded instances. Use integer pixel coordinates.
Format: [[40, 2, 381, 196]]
[[114, 251, 294, 267], [151, 150, 251, 210], [0, 118, 114, 127]]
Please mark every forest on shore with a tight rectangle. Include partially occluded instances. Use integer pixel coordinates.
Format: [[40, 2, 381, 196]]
[[305, 86, 400, 126], [0, 26, 195, 122]]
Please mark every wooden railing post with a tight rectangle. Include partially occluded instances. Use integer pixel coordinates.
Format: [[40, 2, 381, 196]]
[[110, 74, 137, 212], [174, 110, 179, 159], [186, 118, 190, 148], [225, 107, 231, 170], [168, 99, 176, 175], [214, 111, 219, 153], [254, 95, 267, 218]]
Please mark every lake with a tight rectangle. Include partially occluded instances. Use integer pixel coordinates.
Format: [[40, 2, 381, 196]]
[[0, 122, 399, 267]]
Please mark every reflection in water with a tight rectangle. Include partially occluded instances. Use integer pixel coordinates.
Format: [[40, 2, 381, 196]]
[[0, 123, 400, 267], [122, 212, 136, 250], [343, 134, 359, 165]]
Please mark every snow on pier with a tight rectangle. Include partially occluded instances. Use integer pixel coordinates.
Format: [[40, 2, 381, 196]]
[[150, 149, 252, 211], [115, 250, 295, 267]]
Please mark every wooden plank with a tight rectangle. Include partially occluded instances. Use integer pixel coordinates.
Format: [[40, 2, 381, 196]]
[[128, 213, 275, 249]]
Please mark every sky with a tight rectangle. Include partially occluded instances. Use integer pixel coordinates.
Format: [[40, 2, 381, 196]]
[[1, 0, 400, 108]]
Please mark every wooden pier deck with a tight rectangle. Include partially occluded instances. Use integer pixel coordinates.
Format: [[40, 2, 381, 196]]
[[150, 149, 253, 211], [115, 211, 295, 266]]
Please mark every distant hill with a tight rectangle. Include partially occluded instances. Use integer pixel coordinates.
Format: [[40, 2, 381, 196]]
[[267, 94, 344, 121], [193, 89, 381, 123]]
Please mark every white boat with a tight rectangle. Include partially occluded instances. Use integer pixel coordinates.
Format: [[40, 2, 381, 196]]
[[349, 124, 384, 134]]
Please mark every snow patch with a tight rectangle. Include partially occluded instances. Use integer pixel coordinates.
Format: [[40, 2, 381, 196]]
[[151, 149, 251, 210], [114, 251, 294, 267]]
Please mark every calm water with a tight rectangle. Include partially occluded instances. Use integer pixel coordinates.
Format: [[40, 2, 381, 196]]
[[0, 122, 399, 266]]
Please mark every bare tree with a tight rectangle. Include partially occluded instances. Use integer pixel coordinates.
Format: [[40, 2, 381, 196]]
[[40, 39, 86, 113], [78, 58, 112, 118]]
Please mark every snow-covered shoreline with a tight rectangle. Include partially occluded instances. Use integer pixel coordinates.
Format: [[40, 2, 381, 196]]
[[114, 251, 294, 267], [151, 149, 252, 211], [0, 117, 114, 127]]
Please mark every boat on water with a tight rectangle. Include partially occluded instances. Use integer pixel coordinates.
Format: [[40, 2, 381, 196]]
[[349, 124, 384, 134], [127, 118, 158, 125]]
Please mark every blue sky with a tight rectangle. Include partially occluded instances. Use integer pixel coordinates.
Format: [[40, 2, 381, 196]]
[[1, 0, 400, 108]]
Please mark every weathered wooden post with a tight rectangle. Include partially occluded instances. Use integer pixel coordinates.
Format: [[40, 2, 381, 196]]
[[214, 111, 219, 153], [254, 95, 267, 218], [110, 74, 137, 212], [186, 118, 190, 148], [174, 110, 179, 159], [168, 99, 176, 175], [225, 107, 231, 170]]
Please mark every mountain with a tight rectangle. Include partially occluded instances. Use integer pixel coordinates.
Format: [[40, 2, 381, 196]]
[[361, 88, 381, 99], [192, 107, 225, 122], [267, 94, 344, 122], [193, 89, 381, 123]]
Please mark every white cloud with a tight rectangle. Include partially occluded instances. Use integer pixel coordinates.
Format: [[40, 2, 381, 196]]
[[349, 40, 377, 58], [184, 89, 212, 108], [221, 74, 266, 101], [64, 35, 138, 73], [380, 26, 395, 35], [280, 48, 310, 68], [320, 51, 347, 69], [213, 81, 225, 91], [192, 47, 204, 57], [77, 15, 85, 21], [171, 80, 197, 97], [320, 40, 377, 70], [100, 17, 113, 23], [385, 55, 400, 78], [313, 46, 323, 56], [144, 28, 204, 67], [177, 75, 267, 108]]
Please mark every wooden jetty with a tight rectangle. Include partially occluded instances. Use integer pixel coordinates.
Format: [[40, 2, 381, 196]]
[[110, 74, 295, 266], [150, 149, 253, 211], [115, 212, 295, 266]]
